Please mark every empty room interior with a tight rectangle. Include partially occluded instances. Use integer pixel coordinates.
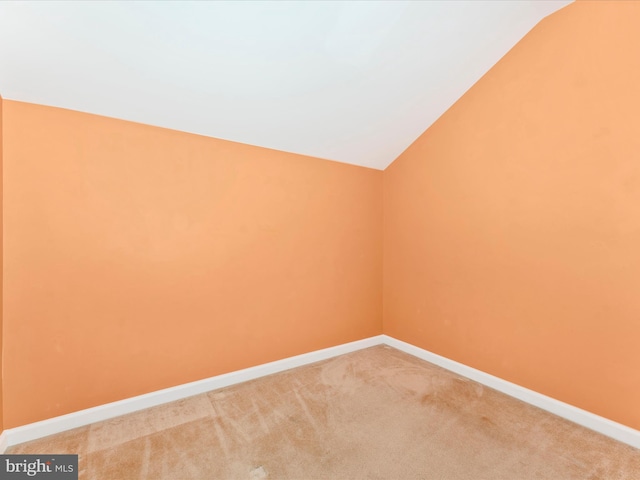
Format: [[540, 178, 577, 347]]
[[0, 0, 639, 478]]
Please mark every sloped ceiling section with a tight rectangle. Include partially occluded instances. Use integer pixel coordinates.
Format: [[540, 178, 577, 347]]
[[0, 1, 571, 169]]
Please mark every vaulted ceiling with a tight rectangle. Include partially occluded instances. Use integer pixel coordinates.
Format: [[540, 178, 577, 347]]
[[0, 1, 571, 169]]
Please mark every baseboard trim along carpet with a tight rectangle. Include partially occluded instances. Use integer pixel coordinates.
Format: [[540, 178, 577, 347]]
[[1, 334, 638, 451], [0, 335, 385, 450], [381, 335, 640, 449], [0, 431, 7, 454]]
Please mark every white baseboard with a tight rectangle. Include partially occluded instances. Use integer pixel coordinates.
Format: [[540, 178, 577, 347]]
[[0, 431, 7, 453], [382, 335, 640, 449], [2, 333, 638, 452], [1, 335, 385, 451]]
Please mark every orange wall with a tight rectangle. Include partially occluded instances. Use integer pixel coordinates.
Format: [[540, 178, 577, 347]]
[[384, 0, 640, 430], [2, 100, 382, 428]]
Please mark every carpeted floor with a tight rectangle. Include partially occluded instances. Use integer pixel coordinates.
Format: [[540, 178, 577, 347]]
[[8, 345, 640, 479]]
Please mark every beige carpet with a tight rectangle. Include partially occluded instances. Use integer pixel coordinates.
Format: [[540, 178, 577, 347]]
[[8, 345, 640, 479]]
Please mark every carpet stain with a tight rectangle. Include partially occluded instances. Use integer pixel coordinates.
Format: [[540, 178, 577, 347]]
[[249, 465, 268, 479]]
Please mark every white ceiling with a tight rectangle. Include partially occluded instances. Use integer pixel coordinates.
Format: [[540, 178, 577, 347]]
[[0, 1, 571, 170]]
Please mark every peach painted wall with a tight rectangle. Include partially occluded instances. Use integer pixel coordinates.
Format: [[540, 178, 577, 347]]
[[384, 0, 640, 430], [2, 100, 382, 428]]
